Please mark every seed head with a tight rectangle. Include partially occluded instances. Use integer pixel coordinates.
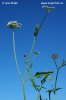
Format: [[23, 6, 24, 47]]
[[51, 53, 58, 60]]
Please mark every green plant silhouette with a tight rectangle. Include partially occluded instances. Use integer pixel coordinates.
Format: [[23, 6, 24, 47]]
[[7, 6, 66, 100]]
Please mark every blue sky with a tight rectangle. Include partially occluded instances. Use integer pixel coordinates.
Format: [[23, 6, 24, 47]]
[[0, 0, 66, 100]]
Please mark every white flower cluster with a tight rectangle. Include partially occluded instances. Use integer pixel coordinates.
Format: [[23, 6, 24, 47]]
[[42, 6, 55, 12], [7, 21, 22, 29]]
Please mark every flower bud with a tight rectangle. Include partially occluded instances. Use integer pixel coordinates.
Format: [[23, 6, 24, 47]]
[[34, 24, 40, 37]]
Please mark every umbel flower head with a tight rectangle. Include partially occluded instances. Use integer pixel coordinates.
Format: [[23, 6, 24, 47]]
[[42, 6, 55, 12], [7, 21, 22, 29], [51, 53, 58, 60]]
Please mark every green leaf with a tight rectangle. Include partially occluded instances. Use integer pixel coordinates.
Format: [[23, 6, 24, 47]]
[[59, 60, 66, 69], [41, 86, 46, 89], [31, 78, 39, 91], [41, 73, 52, 84], [34, 71, 53, 78], [55, 88, 62, 92], [24, 54, 31, 68], [47, 88, 62, 94], [47, 89, 53, 93], [41, 77, 47, 84]]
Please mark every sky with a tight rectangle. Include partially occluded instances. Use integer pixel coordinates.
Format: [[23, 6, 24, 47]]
[[0, 0, 66, 100]]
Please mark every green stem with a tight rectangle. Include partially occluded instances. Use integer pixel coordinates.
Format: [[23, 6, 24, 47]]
[[12, 31, 26, 100], [55, 70, 59, 91], [54, 93, 56, 100], [54, 69, 59, 100], [24, 37, 36, 80], [38, 12, 48, 32], [22, 81, 26, 100], [29, 37, 36, 58], [54, 60, 59, 100], [37, 92, 40, 100], [49, 92, 51, 100], [54, 60, 58, 69]]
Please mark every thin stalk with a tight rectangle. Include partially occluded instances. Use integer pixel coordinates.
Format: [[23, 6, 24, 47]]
[[55, 70, 59, 91], [54, 60, 59, 100], [54, 93, 56, 100], [49, 92, 51, 100], [48, 81, 54, 100], [12, 31, 26, 100], [24, 37, 36, 80], [29, 37, 36, 58], [22, 81, 26, 100], [54, 60, 58, 69], [38, 12, 48, 32], [37, 92, 40, 100]]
